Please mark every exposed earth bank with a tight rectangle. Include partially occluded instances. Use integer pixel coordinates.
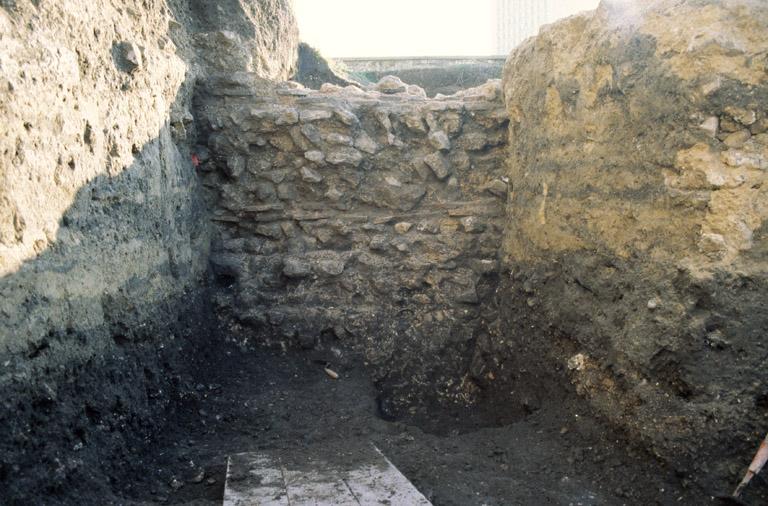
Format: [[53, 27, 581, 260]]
[[501, 0, 768, 496], [0, 0, 296, 502]]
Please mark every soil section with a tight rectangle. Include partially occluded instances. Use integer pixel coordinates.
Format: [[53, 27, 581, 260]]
[[109, 339, 742, 506]]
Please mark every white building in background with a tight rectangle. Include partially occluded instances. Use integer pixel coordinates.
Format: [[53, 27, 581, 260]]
[[493, 0, 555, 55]]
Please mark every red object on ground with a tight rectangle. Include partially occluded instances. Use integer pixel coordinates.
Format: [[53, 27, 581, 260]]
[[191, 153, 200, 168]]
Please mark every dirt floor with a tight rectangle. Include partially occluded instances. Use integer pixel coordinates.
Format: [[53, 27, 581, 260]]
[[93, 335, 765, 506]]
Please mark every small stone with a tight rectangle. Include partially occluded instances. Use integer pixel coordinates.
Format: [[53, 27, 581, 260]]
[[721, 149, 767, 170], [301, 166, 323, 183], [461, 216, 486, 233], [484, 179, 508, 197], [325, 133, 353, 146], [699, 116, 719, 137], [428, 131, 451, 151], [751, 118, 768, 135], [320, 83, 344, 93], [206, 478, 217, 486], [304, 150, 325, 163], [255, 223, 283, 240], [354, 132, 379, 154], [170, 478, 184, 491], [369, 235, 389, 251], [300, 109, 333, 122], [440, 219, 460, 234], [700, 78, 722, 96], [268, 134, 296, 152], [725, 106, 757, 126], [373, 216, 395, 225], [277, 183, 298, 201], [277, 86, 310, 97], [719, 116, 741, 133], [423, 152, 451, 180], [647, 298, 660, 310], [325, 187, 343, 201], [723, 130, 751, 149], [469, 259, 496, 275], [375, 75, 407, 94], [274, 107, 299, 126], [461, 132, 490, 151], [699, 232, 728, 259], [251, 137, 269, 148], [255, 182, 276, 201], [456, 288, 479, 304], [466, 79, 502, 101], [117, 41, 142, 73], [190, 470, 205, 484], [413, 294, 431, 305], [394, 222, 413, 234], [403, 112, 428, 132], [326, 147, 363, 166], [334, 108, 359, 126], [283, 257, 311, 278], [406, 84, 427, 98], [300, 124, 323, 145], [384, 175, 402, 187], [567, 354, 587, 372], [315, 254, 346, 276], [706, 330, 731, 349], [416, 220, 440, 234], [224, 155, 246, 178]]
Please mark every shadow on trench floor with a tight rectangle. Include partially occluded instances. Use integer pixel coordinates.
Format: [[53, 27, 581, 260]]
[[122, 342, 708, 506]]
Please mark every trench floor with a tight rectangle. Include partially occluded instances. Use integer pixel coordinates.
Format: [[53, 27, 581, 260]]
[[122, 342, 708, 506]]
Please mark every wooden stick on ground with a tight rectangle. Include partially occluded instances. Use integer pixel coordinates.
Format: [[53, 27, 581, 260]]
[[733, 432, 768, 498]]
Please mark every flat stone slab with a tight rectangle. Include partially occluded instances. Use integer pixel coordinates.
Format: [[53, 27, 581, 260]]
[[223, 445, 431, 505]]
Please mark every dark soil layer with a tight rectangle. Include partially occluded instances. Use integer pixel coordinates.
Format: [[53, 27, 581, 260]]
[[100, 339, 760, 506], [0, 291, 215, 506]]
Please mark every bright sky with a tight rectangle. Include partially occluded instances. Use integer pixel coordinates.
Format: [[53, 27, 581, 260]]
[[293, 0, 601, 58]]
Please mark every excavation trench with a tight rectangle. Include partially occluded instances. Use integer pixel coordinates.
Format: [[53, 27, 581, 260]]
[[150, 74, 694, 504], [4, 0, 768, 505]]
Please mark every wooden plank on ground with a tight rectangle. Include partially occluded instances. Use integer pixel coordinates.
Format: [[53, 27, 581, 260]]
[[223, 445, 431, 506]]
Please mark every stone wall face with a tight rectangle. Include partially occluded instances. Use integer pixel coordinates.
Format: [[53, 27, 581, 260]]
[[0, 0, 297, 501], [501, 0, 768, 490], [197, 78, 509, 413]]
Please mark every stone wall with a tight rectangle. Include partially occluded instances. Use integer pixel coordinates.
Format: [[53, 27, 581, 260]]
[[196, 77, 509, 414], [0, 0, 297, 501], [501, 0, 768, 491]]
